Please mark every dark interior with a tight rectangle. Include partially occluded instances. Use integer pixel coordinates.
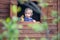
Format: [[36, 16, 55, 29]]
[[17, 1, 41, 21]]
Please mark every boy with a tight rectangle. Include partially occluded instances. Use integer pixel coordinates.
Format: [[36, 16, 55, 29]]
[[24, 8, 36, 22]]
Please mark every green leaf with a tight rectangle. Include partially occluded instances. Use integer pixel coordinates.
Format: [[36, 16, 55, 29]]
[[52, 19, 58, 24], [28, 24, 33, 27], [32, 23, 43, 32], [2, 31, 7, 36], [39, 3, 48, 8], [38, 0, 43, 3], [32, 23, 46, 32], [12, 5, 17, 14], [0, 19, 3, 23], [24, 36, 30, 40], [2, 21, 9, 29], [18, 25, 23, 29], [40, 37, 47, 40], [12, 16, 18, 22], [0, 17, 19, 40], [42, 22, 48, 30], [17, 7, 22, 13], [31, 38, 36, 40], [6, 17, 11, 23], [28, 23, 48, 32], [0, 34, 3, 40], [52, 16, 60, 24], [42, 16, 47, 22], [52, 35, 58, 40], [51, 10, 58, 18], [18, 0, 28, 4], [58, 16, 60, 22], [52, 33, 60, 40], [18, 0, 24, 4], [11, 23, 17, 29]]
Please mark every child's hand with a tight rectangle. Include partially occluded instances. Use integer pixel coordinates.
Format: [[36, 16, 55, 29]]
[[33, 20, 36, 22]]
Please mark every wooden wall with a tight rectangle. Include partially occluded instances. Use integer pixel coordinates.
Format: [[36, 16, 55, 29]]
[[0, 0, 10, 19], [0, 0, 10, 34], [41, 0, 58, 40], [18, 0, 58, 40], [58, 0, 60, 32], [18, 22, 57, 40], [0, 0, 59, 40], [19, 0, 58, 40]]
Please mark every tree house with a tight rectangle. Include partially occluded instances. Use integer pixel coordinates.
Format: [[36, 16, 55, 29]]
[[0, 0, 60, 40]]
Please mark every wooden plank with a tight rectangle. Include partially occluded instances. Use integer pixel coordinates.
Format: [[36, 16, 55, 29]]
[[0, 15, 9, 19], [0, 1, 10, 4], [0, 4, 9, 9], [0, 12, 9, 15], [0, 14, 9, 16], [18, 22, 57, 29], [17, 22, 57, 34], [20, 29, 57, 34], [0, 0, 9, 1], [22, 0, 37, 1], [19, 34, 56, 38], [0, 9, 9, 13], [58, 0, 60, 32], [0, 0, 9, 2]]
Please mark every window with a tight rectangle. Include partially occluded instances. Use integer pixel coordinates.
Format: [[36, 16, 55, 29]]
[[17, 1, 41, 21]]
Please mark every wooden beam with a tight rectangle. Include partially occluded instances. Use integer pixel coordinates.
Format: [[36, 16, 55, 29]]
[[10, 0, 17, 18]]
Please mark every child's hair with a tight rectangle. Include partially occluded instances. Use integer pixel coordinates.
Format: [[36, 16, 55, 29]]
[[24, 8, 33, 15]]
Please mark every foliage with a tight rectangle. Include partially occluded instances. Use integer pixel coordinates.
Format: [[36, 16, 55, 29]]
[[52, 33, 60, 40], [52, 16, 60, 24], [6, 17, 11, 23], [58, 16, 60, 22], [39, 3, 48, 8], [28, 22, 48, 32], [24, 36, 30, 40], [18, 0, 28, 4], [17, 6, 22, 13], [24, 36, 36, 40], [51, 10, 58, 18], [51, 10, 60, 24], [0, 34, 3, 40], [38, 0, 48, 8], [12, 5, 17, 14], [0, 0, 60, 40], [31, 38, 36, 40], [42, 16, 47, 22], [0, 16, 19, 40], [40, 37, 47, 40], [52, 18, 58, 24]]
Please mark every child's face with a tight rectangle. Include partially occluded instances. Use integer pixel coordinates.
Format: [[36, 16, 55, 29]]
[[25, 10, 32, 17]]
